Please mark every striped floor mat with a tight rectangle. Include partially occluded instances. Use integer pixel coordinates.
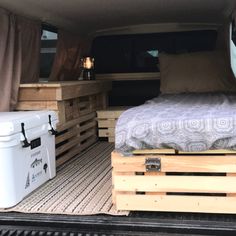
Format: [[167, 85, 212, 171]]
[[1, 142, 129, 216]]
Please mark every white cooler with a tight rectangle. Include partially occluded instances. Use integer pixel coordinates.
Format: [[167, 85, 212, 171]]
[[0, 111, 58, 208]]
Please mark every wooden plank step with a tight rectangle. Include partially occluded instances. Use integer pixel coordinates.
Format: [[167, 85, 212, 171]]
[[116, 195, 236, 214], [112, 152, 236, 173], [114, 175, 236, 193], [133, 149, 175, 154], [132, 149, 236, 155]]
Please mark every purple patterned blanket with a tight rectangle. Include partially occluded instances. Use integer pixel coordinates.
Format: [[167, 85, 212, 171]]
[[115, 93, 236, 154]]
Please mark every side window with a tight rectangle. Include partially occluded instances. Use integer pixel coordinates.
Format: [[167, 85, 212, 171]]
[[230, 21, 236, 78], [40, 28, 58, 80]]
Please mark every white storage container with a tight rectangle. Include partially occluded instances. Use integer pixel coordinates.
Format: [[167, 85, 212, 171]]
[[0, 111, 58, 208]]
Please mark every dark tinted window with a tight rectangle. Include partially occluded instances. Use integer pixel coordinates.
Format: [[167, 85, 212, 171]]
[[40, 29, 58, 78], [92, 30, 217, 74], [232, 20, 236, 46]]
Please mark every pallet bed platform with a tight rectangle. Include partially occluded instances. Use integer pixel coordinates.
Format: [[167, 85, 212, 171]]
[[112, 149, 236, 214]]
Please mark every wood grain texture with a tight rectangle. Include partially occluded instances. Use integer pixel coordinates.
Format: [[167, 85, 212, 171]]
[[18, 81, 112, 101], [133, 149, 175, 154], [112, 152, 236, 173], [114, 175, 236, 193], [116, 195, 236, 213], [112, 151, 236, 213], [96, 72, 160, 81]]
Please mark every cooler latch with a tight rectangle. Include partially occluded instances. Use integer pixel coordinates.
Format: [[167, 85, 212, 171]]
[[48, 115, 58, 135], [21, 123, 31, 148], [145, 157, 161, 172]]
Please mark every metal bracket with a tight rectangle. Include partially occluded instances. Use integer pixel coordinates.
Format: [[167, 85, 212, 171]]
[[48, 115, 58, 135], [145, 157, 161, 172]]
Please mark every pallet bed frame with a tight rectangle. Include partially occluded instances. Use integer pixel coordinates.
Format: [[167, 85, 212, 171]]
[[112, 148, 236, 214]]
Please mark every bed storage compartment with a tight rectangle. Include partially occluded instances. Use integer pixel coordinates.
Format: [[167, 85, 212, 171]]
[[0, 111, 58, 208], [112, 149, 236, 214]]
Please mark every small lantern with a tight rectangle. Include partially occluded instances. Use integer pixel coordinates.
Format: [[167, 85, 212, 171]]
[[81, 57, 95, 80]]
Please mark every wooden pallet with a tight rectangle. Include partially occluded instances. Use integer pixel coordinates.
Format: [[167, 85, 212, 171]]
[[97, 107, 131, 142], [56, 112, 97, 167], [16, 81, 112, 166], [17, 93, 107, 125], [112, 149, 236, 214]]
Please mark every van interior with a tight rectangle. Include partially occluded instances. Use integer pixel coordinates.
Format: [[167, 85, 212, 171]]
[[1, 0, 236, 235]]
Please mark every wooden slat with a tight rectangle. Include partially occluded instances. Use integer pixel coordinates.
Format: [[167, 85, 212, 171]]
[[56, 129, 78, 144], [108, 137, 115, 142], [99, 128, 115, 137], [178, 149, 236, 154], [60, 82, 112, 100], [80, 129, 97, 142], [112, 171, 135, 205], [96, 72, 160, 81], [18, 81, 112, 101], [80, 120, 97, 133], [56, 136, 97, 167], [114, 175, 236, 193], [16, 101, 58, 110], [56, 136, 81, 156], [132, 149, 236, 155], [112, 152, 236, 173], [79, 112, 96, 123], [98, 119, 117, 128], [133, 149, 175, 154], [18, 87, 58, 101], [116, 195, 236, 213], [79, 101, 90, 109], [144, 172, 166, 195], [57, 112, 96, 131], [97, 107, 128, 119]]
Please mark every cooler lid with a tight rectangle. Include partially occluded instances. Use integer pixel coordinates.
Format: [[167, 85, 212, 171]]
[[0, 111, 58, 136]]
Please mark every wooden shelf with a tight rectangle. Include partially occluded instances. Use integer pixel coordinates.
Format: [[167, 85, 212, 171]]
[[96, 72, 160, 81], [18, 80, 112, 101]]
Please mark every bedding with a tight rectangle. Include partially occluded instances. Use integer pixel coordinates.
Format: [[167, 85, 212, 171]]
[[115, 93, 236, 154]]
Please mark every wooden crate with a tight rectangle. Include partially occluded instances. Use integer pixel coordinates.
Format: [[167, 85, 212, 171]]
[[17, 81, 112, 166], [112, 149, 236, 214], [97, 107, 131, 142]]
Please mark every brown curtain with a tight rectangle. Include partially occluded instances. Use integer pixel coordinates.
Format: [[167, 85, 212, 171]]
[[0, 8, 41, 111], [0, 8, 21, 111], [49, 30, 92, 81], [18, 16, 41, 83]]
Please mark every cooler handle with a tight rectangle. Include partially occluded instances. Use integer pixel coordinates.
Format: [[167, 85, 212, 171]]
[[21, 123, 31, 148], [48, 115, 58, 135]]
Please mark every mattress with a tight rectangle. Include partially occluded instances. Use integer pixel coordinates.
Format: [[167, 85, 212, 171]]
[[115, 93, 236, 154]]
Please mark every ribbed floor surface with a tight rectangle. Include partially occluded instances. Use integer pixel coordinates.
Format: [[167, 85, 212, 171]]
[[1, 142, 128, 216]]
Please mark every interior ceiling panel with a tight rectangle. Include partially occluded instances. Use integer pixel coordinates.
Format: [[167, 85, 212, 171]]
[[0, 0, 235, 34]]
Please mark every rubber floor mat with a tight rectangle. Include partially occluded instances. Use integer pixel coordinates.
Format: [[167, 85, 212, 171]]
[[0, 142, 128, 216]]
